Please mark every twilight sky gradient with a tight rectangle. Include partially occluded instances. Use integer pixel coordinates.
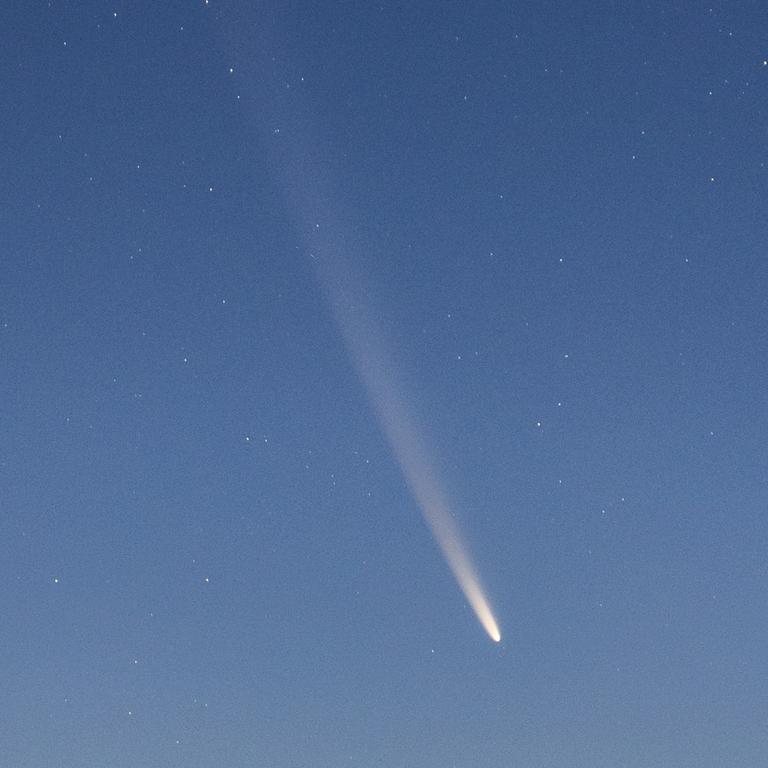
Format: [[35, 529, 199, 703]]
[[3, 2, 768, 766]]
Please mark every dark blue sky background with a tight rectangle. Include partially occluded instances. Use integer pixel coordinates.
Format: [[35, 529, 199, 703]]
[[3, 2, 768, 766]]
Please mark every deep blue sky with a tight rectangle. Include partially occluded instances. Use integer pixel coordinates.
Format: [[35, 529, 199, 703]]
[[3, 2, 768, 766]]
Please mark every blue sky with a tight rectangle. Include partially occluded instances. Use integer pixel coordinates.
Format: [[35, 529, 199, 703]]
[[2, 2, 768, 766]]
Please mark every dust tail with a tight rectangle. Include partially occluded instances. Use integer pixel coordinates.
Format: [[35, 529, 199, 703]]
[[318, 265, 502, 643]]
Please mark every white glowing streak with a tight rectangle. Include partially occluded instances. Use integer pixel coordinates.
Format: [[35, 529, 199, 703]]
[[333, 308, 502, 644], [232, 58, 499, 639], [214, 6, 500, 642]]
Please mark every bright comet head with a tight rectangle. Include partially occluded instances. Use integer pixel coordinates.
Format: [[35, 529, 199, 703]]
[[485, 614, 501, 643]]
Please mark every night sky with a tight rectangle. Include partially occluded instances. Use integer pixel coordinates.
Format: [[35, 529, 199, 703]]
[[3, 2, 768, 766]]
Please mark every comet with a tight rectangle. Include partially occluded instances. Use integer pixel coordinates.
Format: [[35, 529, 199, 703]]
[[314, 256, 502, 644], [260, 142, 502, 642], [350, 326, 501, 643], [220, 15, 502, 639]]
